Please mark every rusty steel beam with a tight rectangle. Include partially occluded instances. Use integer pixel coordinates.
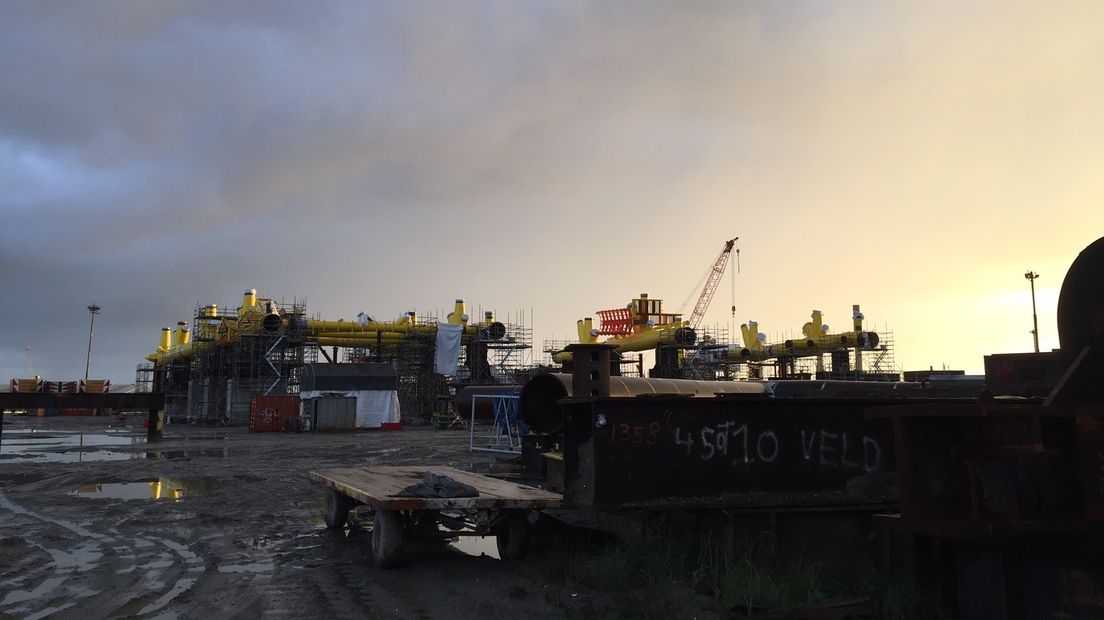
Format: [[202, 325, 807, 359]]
[[559, 395, 901, 509]]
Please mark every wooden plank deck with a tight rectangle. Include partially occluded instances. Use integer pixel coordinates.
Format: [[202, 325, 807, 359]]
[[310, 466, 563, 511]]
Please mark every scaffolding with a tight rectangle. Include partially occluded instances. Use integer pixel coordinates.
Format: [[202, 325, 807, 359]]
[[149, 300, 309, 425], [141, 297, 536, 425], [134, 363, 154, 393], [311, 308, 533, 425]]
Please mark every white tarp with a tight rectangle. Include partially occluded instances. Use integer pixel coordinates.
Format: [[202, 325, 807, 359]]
[[300, 389, 400, 429], [435, 322, 464, 376]]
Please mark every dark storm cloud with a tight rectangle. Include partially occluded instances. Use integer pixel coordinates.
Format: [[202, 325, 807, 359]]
[[3, 1, 1103, 379]]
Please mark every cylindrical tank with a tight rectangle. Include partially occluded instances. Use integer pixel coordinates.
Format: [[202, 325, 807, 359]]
[[241, 289, 257, 315], [455, 385, 521, 421], [262, 313, 282, 333], [447, 299, 468, 325], [159, 327, 172, 351], [1058, 236, 1104, 361], [174, 321, 188, 346], [519, 373, 769, 434], [769, 379, 984, 400]]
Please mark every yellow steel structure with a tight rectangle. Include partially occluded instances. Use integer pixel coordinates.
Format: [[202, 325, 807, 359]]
[[146, 290, 502, 366], [552, 294, 694, 364], [575, 318, 598, 344], [737, 305, 877, 362]]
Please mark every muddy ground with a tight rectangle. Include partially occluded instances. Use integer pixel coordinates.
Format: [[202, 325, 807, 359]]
[[0, 415, 724, 619]]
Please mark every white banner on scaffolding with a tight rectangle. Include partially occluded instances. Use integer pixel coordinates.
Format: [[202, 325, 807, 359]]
[[434, 322, 464, 376]]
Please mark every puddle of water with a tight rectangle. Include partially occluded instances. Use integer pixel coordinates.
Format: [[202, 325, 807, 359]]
[[142, 447, 233, 460], [71, 477, 215, 501], [2, 450, 136, 464], [217, 560, 274, 574], [1, 430, 148, 463], [1, 431, 236, 463], [449, 535, 501, 560]]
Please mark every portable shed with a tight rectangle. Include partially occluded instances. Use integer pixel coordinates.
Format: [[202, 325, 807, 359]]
[[300, 363, 400, 430]]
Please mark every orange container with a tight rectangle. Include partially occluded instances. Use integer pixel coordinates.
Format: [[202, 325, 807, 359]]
[[249, 395, 301, 432]]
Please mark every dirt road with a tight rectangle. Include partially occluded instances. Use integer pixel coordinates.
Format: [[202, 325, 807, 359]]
[[0, 415, 721, 619]]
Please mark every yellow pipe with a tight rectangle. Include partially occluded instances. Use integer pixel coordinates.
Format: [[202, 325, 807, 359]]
[[316, 331, 412, 341], [553, 324, 692, 363], [741, 321, 764, 350], [447, 299, 468, 325], [741, 331, 879, 362], [317, 336, 407, 347], [801, 310, 825, 341], [306, 319, 433, 333], [306, 319, 484, 336], [238, 289, 257, 317], [159, 327, 172, 352], [147, 341, 194, 364], [575, 319, 599, 344]]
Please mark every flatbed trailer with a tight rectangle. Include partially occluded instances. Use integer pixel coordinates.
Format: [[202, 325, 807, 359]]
[[310, 466, 563, 567]]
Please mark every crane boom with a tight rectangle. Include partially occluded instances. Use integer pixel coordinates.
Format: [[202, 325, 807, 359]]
[[687, 238, 737, 330]]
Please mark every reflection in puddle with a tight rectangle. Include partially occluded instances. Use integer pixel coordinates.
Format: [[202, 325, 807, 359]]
[[449, 535, 501, 560], [0, 429, 235, 463], [4, 450, 136, 464], [72, 477, 215, 501], [1, 430, 146, 463], [143, 447, 234, 460]]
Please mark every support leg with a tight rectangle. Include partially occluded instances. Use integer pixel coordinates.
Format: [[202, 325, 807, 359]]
[[147, 407, 164, 442]]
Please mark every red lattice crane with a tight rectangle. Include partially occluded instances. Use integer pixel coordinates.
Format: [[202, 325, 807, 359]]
[[686, 237, 738, 330]]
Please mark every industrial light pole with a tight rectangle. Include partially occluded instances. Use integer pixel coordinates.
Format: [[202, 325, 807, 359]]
[[85, 304, 101, 380], [1024, 271, 1039, 353]]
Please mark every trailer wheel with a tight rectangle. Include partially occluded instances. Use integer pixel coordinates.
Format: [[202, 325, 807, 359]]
[[495, 511, 530, 561], [323, 489, 352, 529], [371, 510, 404, 568]]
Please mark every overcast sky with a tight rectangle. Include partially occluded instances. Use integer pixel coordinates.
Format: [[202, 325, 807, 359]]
[[3, 0, 1103, 382]]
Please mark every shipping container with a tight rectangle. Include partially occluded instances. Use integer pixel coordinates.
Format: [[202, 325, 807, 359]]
[[249, 395, 301, 432]]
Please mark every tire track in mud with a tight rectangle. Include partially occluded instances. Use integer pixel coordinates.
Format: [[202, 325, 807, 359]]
[[0, 491, 208, 619]]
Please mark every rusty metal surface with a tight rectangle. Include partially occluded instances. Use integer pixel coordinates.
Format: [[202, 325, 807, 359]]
[[560, 396, 899, 509], [984, 351, 1065, 398], [454, 385, 520, 421], [519, 372, 769, 434], [868, 401, 1104, 536]]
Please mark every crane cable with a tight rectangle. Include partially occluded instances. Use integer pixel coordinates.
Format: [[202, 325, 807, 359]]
[[731, 240, 740, 342]]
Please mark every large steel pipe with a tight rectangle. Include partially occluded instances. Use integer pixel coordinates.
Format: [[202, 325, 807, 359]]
[[1057, 235, 1104, 360], [455, 385, 521, 421], [551, 326, 696, 363], [769, 379, 984, 399], [519, 373, 768, 434]]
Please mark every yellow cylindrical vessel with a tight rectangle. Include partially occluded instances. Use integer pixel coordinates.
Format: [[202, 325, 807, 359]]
[[159, 327, 172, 352], [238, 289, 257, 317], [553, 324, 694, 363], [447, 299, 468, 325]]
